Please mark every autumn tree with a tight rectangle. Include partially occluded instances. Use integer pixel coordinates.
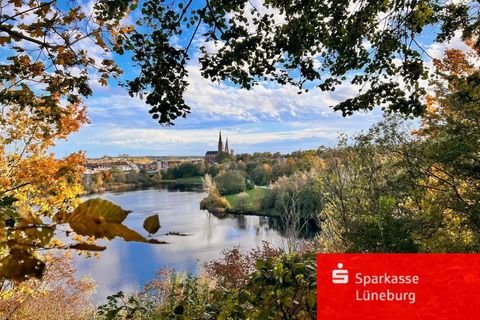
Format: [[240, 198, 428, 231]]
[[0, 0, 162, 283], [417, 47, 480, 182], [250, 163, 272, 186], [411, 45, 480, 249]]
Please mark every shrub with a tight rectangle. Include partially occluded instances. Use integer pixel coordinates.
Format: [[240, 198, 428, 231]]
[[200, 193, 230, 214], [213, 253, 317, 319], [233, 192, 249, 212], [96, 247, 316, 320], [204, 242, 281, 290], [96, 291, 155, 320]]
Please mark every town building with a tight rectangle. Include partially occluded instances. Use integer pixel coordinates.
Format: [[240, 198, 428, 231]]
[[204, 131, 233, 163], [85, 159, 139, 174]]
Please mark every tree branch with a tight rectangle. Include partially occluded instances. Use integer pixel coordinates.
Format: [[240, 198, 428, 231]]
[[0, 25, 58, 49], [0, 0, 55, 25]]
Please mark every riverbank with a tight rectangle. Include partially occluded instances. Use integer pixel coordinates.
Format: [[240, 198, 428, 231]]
[[83, 176, 204, 194], [83, 183, 140, 194], [161, 176, 203, 185]]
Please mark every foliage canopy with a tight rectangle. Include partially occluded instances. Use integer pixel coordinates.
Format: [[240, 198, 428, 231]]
[[101, 0, 480, 123]]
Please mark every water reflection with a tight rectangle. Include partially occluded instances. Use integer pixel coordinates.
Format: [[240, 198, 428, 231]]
[[266, 216, 320, 239], [76, 186, 286, 302]]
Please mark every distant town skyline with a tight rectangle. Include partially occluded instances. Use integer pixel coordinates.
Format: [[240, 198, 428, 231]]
[[53, 110, 386, 158]]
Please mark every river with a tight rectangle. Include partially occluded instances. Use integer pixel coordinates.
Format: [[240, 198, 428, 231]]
[[76, 185, 286, 302]]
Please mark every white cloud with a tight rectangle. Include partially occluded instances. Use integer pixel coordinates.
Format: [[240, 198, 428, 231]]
[[184, 63, 361, 122], [85, 93, 149, 117], [81, 56, 363, 124], [66, 111, 379, 156], [425, 32, 471, 61]]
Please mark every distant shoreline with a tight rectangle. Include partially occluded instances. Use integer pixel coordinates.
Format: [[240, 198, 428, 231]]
[[83, 176, 204, 195]]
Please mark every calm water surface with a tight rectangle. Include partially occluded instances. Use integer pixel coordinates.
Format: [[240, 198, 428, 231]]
[[76, 185, 285, 301]]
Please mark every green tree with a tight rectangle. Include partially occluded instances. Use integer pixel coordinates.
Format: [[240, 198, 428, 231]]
[[111, 167, 127, 184], [216, 151, 235, 164], [233, 192, 249, 212], [319, 121, 421, 253], [206, 164, 220, 177], [138, 168, 152, 186], [269, 172, 323, 250], [179, 162, 201, 177], [214, 170, 247, 195], [318, 104, 480, 253], [250, 163, 273, 186], [236, 160, 247, 172]]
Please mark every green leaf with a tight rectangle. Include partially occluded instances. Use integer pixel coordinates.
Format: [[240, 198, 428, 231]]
[[143, 214, 160, 234]]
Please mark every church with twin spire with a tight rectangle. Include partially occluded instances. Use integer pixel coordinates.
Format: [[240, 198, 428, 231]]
[[204, 131, 233, 163]]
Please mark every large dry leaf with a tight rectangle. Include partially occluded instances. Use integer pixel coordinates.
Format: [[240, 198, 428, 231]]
[[0, 249, 45, 281], [143, 214, 160, 234], [68, 198, 164, 244]]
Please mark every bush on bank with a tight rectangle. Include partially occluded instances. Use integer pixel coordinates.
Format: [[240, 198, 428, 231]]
[[96, 246, 317, 320]]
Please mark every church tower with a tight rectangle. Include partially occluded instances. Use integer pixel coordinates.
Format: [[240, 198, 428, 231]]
[[225, 138, 229, 154], [218, 130, 224, 152]]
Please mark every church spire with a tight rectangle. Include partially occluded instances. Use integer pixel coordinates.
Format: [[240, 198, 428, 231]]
[[225, 137, 229, 154], [218, 130, 224, 152]]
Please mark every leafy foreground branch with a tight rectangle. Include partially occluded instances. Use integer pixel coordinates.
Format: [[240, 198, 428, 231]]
[[1, 197, 164, 282], [101, 0, 480, 123], [0, 0, 162, 284]]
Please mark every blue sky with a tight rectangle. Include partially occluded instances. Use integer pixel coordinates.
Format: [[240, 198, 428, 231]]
[[52, 1, 468, 158]]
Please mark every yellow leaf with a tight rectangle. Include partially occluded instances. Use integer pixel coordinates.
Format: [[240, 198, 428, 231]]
[[68, 198, 163, 243], [143, 214, 160, 234]]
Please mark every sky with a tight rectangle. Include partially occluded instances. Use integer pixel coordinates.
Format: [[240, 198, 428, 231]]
[[52, 1, 469, 158]]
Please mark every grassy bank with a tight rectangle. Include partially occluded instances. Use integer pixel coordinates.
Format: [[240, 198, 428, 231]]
[[225, 188, 278, 216]]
